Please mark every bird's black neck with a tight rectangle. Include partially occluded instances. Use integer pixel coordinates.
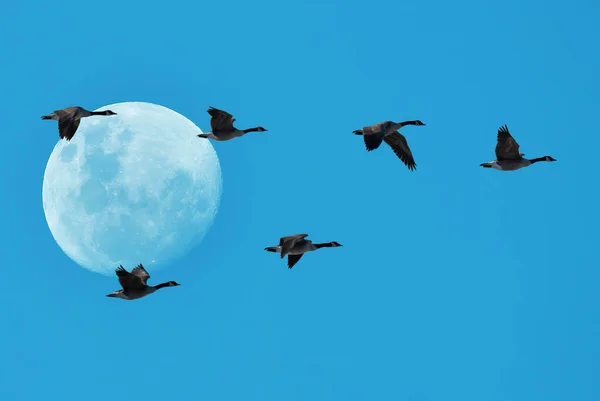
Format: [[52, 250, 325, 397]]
[[243, 127, 262, 133], [529, 157, 548, 164], [314, 242, 333, 249], [154, 282, 171, 289], [90, 111, 110, 116], [400, 120, 420, 127]]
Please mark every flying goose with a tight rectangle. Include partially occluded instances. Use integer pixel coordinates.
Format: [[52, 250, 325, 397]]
[[42, 106, 117, 141], [353, 120, 426, 171], [197, 106, 267, 141], [106, 264, 180, 301], [480, 125, 556, 171], [265, 234, 342, 269]]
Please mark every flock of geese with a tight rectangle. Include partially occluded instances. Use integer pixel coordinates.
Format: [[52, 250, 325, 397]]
[[41, 105, 558, 300]]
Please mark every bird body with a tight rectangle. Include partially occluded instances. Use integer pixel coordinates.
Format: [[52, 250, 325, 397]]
[[353, 120, 426, 171], [108, 286, 159, 300], [42, 107, 92, 121], [265, 234, 342, 269], [199, 130, 244, 141], [198, 106, 267, 141], [480, 125, 556, 171], [265, 239, 318, 255], [481, 159, 532, 171], [42, 106, 117, 141], [106, 264, 180, 301]]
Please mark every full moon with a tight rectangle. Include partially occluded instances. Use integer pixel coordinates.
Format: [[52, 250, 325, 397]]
[[42, 102, 222, 275]]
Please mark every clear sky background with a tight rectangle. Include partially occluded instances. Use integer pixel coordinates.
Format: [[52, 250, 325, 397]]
[[1, 0, 599, 400]]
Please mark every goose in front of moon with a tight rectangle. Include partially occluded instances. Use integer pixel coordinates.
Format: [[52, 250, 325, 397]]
[[106, 263, 180, 301], [42, 106, 117, 141]]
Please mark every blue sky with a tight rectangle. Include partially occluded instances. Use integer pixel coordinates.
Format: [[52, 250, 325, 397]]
[[1, 0, 599, 400]]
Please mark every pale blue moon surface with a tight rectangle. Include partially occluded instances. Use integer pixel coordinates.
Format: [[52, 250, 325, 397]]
[[42, 102, 222, 275]]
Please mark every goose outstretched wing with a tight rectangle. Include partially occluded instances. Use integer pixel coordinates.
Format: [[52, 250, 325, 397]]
[[54, 107, 82, 141], [58, 117, 81, 141], [115, 265, 146, 291], [130, 264, 150, 286], [207, 106, 235, 132], [287, 254, 304, 269], [495, 125, 522, 160], [383, 131, 417, 171]]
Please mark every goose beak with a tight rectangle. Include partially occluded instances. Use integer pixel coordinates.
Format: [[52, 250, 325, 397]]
[[106, 293, 116, 297]]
